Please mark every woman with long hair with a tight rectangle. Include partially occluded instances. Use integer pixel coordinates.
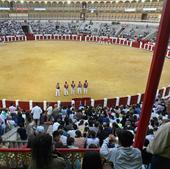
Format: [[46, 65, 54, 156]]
[[28, 134, 66, 169]]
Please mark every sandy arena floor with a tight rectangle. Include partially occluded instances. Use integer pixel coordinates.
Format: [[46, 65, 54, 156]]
[[0, 40, 169, 102]]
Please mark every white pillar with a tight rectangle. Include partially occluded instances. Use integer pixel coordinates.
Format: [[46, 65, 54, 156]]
[[116, 97, 120, 106], [140, 42, 143, 49], [150, 45, 154, 51], [103, 98, 108, 107], [130, 41, 133, 47], [144, 44, 146, 50], [137, 93, 141, 104], [35, 35, 37, 40], [91, 99, 95, 107], [119, 39, 121, 44], [162, 87, 166, 98], [57, 100, 61, 108], [80, 36, 82, 41], [85, 36, 87, 42], [123, 40, 125, 45], [29, 100, 33, 110], [15, 100, 19, 107], [25, 36, 27, 41], [115, 38, 118, 44], [168, 85, 170, 96], [166, 50, 170, 57], [71, 100, 75, 106], [156, 89, 159, 97], [2, 99, 6, 108], [147, 44, 150, 50], [127, 95, 131, 105], [43, 101, 47, 111]]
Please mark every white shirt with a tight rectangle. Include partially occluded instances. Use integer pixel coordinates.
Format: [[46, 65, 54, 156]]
[[9, 105, 16, 114], [47, 106, 53, 116], [60, 135, 67, 145], [67, 130, 76, 138], [31, 106, 42, 119], [52, 122, 60, 132], [86, 137, 99, 148]]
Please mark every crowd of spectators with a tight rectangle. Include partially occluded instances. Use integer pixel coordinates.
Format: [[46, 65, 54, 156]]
[[0, 20, 24, 36], [0, 95, 170, 168], [0, 20, 157, 41]]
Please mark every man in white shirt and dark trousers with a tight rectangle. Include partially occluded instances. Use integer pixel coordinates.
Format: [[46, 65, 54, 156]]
[[31, 103, 42, 126]]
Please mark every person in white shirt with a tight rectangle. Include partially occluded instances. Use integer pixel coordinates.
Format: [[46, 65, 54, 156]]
[[56, 82, 60, 96], [71, 81, 76, 95], [31, 103, 42, 126], [83, 80, 88, 94], [64, 81, 69, 96], [47, 104, 53, 121], [77, 81, 82, 95], [9, 103, 17, 120]]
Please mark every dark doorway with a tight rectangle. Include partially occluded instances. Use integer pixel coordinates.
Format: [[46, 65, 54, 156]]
[[141, 13, 148, 20]]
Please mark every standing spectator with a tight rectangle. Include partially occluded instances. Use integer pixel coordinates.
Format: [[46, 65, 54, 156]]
[[64, 81, 69, 96], [83, 80, 88, 94], [28, 134, 66, 169], [16, 112, 25, 126], [56, 82, 60, 96], [77, 81, 82, 95], [100, 130, 142, 169], [147, 121, 170, 169], [9, 103, 17, 121], [46, 103, 53, 121], [31, 103, 42, 126], [71, 81, 76, 95]]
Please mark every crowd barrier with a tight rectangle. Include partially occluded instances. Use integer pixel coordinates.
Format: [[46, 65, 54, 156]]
[[0, 34, 170, 110], [0, 148, 99, 169], [0, 35, 26, 42]]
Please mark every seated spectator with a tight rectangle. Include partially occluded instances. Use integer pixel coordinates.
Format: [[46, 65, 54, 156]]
[[53, 130, 65, 148], [85, 130, 99, 148], [82, 151, 102, 169], [74, 130, 85, 148], [100, 129, 142, 169], [28, 134, 66, 169], [67, 137, 78, 149]]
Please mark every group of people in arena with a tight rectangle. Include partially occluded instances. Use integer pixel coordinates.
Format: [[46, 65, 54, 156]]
[[56, 80, 88, 96], [0, 94, 170, 169]]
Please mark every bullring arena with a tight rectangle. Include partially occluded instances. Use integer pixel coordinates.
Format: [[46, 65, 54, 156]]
[[0, 38, 170, 102]]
